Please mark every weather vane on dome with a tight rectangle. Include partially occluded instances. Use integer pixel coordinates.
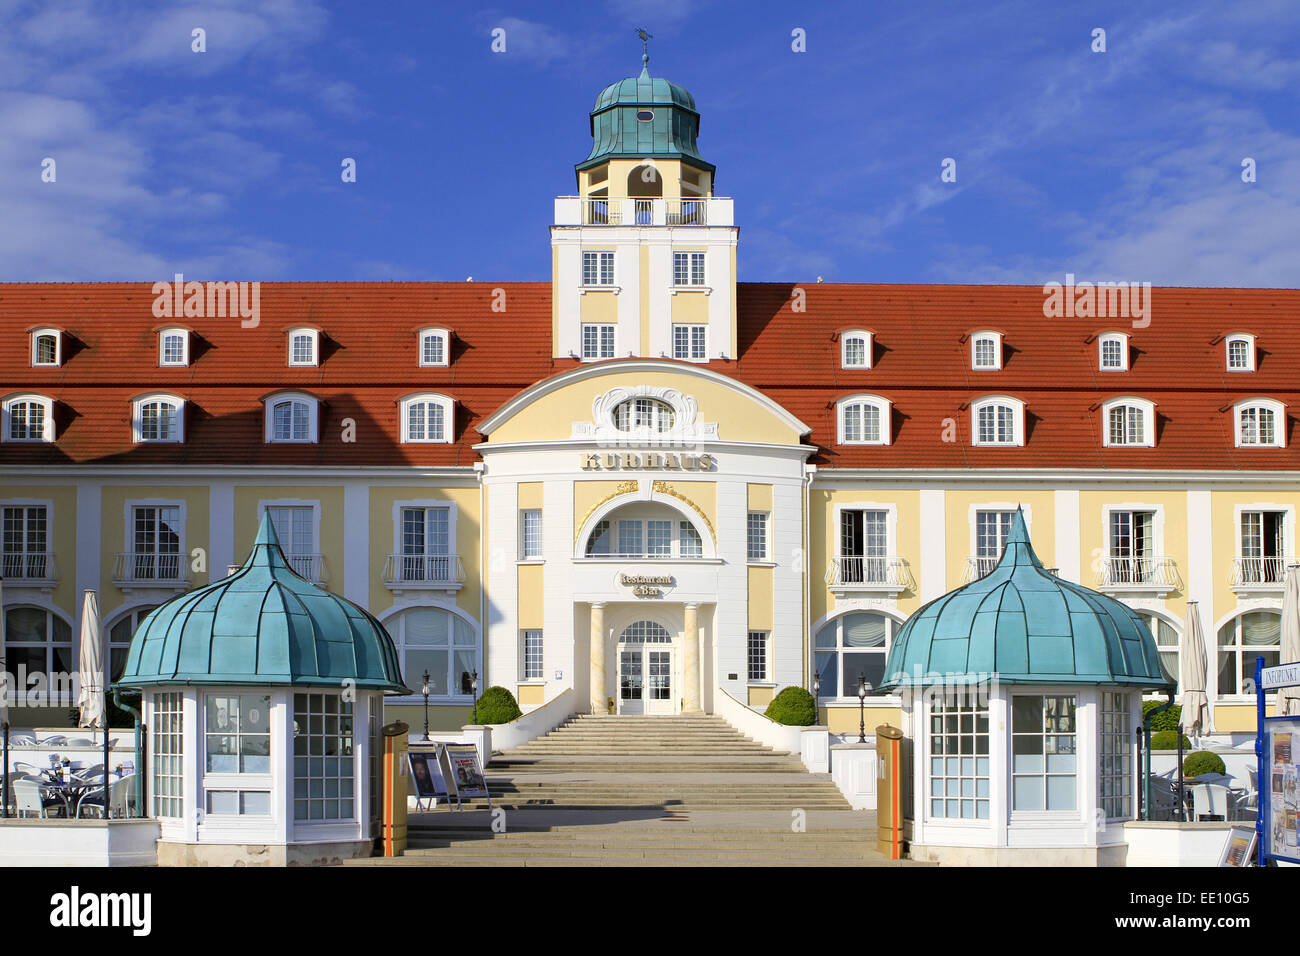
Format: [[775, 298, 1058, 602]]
[[635, 27, 653, 65]]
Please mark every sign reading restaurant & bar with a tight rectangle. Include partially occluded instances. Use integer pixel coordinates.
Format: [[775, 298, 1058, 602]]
[[620, 573, 674, 597], [581, 452, 715, 471]]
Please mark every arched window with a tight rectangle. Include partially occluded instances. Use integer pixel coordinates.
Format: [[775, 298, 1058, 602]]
[[1098, 332, 1129, 371], [1137, 612, 1180, 692], [4, 605, 73, 688], [841, 330, 873, 369], [387, 607, 479, 699], [418, 328, 450, 367], [400, 393, 454, 443], [1101, 397, 1154, 447], [1235, 399, 1285, 448], [814, 612, 899, 699], [585, 503, 705, 559], [970, 396, 1024, 446], [158, 328, 190, 366], [31, 328, 61, 367], [1225, 333, 1256, 372], [264, 393, 318, 443], [1217, 609, 1280, 696], [837, 395, 891, 445], [3, 394, 54, 442], [619, 621, 673, 643], [108, 605, 157, 682], [613, 397, 675, 433], [133, 394, 185, 443], [970, 331, 1002, 370]]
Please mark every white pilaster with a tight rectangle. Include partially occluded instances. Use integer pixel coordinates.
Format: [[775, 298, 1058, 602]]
[[919, 488, 946, 600], [342, 482, 369, 606], [1054, 489, 1081, 582], [209, 481, 234, 575]]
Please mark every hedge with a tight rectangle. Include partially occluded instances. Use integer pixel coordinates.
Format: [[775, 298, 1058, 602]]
[[764, 686, 817, 726], [474, 686, 522, 725], [1142, 700, 1182, 733]]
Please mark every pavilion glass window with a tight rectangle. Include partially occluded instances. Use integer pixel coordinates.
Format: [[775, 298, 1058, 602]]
[[1217, 610, 1280, 696], [1011, 694, 1077, 811], [1098, 692, 1133, 819], [2, 505, 48, 580], [205, 694, 271, 774], [928, 690, 990, 820], [151, 692, 183, 819], [293, 693, 355, 821], [814, 612, 894, 699]]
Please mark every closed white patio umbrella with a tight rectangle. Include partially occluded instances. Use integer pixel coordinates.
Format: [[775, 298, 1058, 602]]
[[1278, 566, 1300, 716], [1180, 601, 1212, 738], [76, 590, 106, 729]]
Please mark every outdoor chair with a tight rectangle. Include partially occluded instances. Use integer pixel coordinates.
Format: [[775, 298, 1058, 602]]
[[77, 775, 137, 819], [8, 734, 36, 746], [66, 738, 95, 747], [12, 779, 65, 818], [1230, 789, 1258, 822], [39, 735, 68, 746], [1191, 783, 1232, 821]]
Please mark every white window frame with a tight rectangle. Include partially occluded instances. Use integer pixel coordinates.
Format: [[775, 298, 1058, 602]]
[[258, 499, 322, 578], [841, 330, 872, 369], [124, 498, 186, 581], [264, 391, 320, 444], [1225, 333, 1256, 372], [581, 323, 616, 361], [521, 629, 544, 682], [383, 604, 480, 703], [747, 511, 770, 562], [836, 394, 892, 445], [671, 250, 706, 287], [1097, 332, 1129, 371], [1100, 396, 1155, 448], [31, 328, 61, 367], [747, 630, 769, 683], [1010, 692, 1079, 814], [519, 509, 543, 561], [967, 503, 1031, 572], [158, 328, 190, 367], [132, 393, 186, 443], [418, 327, 450, 367], [392, 499, 459, 569], [2, 394, 55, 443], [970, 331, 1003, 370], [287, 327, 320, 367], [1234, 398, 1286, 448], [581, 250, 616, 287], [969, 395, 1025, 446], [1215, 608, 1282, 701], [399, 392, 455, 444], [813, 611, 900, 702], [672, 324, 707, 362]]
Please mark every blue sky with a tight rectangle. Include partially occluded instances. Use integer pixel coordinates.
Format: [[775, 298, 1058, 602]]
[[2, 0, 1298, 286]]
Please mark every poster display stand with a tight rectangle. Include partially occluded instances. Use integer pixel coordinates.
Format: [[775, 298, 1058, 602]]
[[443, 742, 492, 811], [407, 744, 450, 811], [1256, 657, 1300, 866]]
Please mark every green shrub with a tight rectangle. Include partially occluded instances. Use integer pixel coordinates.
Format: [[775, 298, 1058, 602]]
[[473, 686, 522, 725], [1183, 751, 1226, 778], [1142, 700, 1182, 733], [1149, 730, 1191, 750], [764, 686, 817, 726]]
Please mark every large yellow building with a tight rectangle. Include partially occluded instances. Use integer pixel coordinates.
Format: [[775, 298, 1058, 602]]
[[2, 58, 1297, 748]]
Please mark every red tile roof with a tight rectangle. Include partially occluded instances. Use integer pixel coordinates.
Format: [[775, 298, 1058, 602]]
[[1, 281, 1297, 470]]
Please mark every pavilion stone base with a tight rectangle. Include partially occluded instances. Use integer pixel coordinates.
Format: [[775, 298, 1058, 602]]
[[158, 839, 372, 867], [910, 843, 1128, 867]]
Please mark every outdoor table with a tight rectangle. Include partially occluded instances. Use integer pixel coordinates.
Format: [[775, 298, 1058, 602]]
[[38, 772, 117, 818]]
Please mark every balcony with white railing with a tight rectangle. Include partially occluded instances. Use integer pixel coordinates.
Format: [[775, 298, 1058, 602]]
[[283, 553, 329, 584], [0, 551, 59, 589], [1230, 556, 1288, 593], [961, 556, 1000, 583], [382, 554, 465, 593], [825, 555, 915, 598], [554, 196, 734, 228], [112, 552, 188, 590], [1096, 556, 1181, 596]]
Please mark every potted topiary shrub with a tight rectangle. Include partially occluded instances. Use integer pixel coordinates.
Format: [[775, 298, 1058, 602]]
[[1183, 750, 1226, 778], [764, 686, 816, 726], [1142, 700, 1182, 733], [1149, 730, 1191, 750], [474, 686, 522, 725]]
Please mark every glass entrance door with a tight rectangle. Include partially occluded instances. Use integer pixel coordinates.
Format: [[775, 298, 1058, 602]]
[[619, 649, 644, 715], [646, 650, 673, 715], [617, 620, 678, 715]]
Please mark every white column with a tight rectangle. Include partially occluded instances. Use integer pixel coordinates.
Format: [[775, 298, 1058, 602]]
[[919, 488, 946, 601], [589, 603, 606, 714], [682, 602, 701, 713], [1054, 489, 1081, 582]]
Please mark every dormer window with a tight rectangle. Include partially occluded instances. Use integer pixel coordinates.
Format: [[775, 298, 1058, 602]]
[[419, 328, 450, 367], [159, 328, 190, 367], [1102, 397, 1155, 447], [288, 328, 319, 367], [31, 329, 61, 367], [133, 394, 185, 443], [265, 392, 319, 443], [841, 331, 872, 369], [837, 395, 891, 445], [1098, 332, 1129, 371], [1226, 334, 1255, 372], [400, 393, 455, 443], [1235, 399, 1285, 448], [2, 394, 54, 442], [970, 332, 1002, 370], [970, 396, 1025, 446]]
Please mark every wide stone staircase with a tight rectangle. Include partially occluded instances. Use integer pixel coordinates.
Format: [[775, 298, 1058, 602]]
[[345, 714, 913, 867]]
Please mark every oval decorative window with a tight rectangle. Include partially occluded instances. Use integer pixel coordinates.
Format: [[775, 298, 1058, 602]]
[[636, 109, 654, 121], [613, 397, 675, 433]]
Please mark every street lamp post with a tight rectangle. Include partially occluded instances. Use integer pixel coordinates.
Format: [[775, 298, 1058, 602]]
[[421, 670, 431, 741], [857, 674, 872, 743], [471, 670, 480, 724]]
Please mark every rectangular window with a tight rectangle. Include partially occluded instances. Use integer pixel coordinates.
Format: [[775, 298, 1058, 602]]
[[161, 333, 186, 365], [520, 509, 543, 560], [616, 519, 643, 557], [522, 630, 544, 681], [401, 506, 451, 581], [272, 400, 310, 441], [204, 694, 271, 775], [843, 335, 869, 368], [672, 251, 706, 286], [672, 324, 707, 360], [973, 337, 997, 368], [152, 692, 184, 818], [839, 509, 888, 583], [207, 790, 271, 816], [266, 505, 316, 578], [1240, 511, 1285, 583], [747, 631, 768, 682], [974, 510, 1012, 577], [581, 251, 615, 286], [1011, 695, 1077, 811], [646, 519, 672, 557], [1100, 338, 1123, 369], [1098, 692, 1132, 819], [2, 505, 48, 580], [1109, 510, 1155, 583], [293, 693, 355, 822], [747, 511, 769, 561], [34, 334, 58, 366], [679, 521, 702, 558], [133, 505, 182, 580], [928, 690, 990, 820], [581, 323, 615, 360], [290, 333, 316, 365], [421, 333, 445, 366], [1228, 339, 1249, 369]]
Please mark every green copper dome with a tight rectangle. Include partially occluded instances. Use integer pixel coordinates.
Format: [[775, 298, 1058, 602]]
[[115, 514, 408, 693], [879, 510, 1172, 692], [578, 57, 713, 174]]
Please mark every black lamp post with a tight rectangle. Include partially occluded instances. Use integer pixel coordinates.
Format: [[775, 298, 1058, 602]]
[[470, 670, 480, 724], [857, 674, 872, 743], [420, 670, 431, 741]]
